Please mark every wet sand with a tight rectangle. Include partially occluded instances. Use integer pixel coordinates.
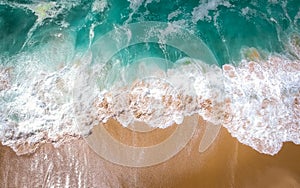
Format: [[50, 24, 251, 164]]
[[1, 117, 300, 187]]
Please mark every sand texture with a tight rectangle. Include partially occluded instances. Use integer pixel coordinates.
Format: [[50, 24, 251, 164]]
[[1, 117, 300, 187]]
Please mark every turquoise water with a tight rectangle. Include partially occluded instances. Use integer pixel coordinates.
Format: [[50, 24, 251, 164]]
[[0, 0, 300, 156], [0, 0, 299, 64]]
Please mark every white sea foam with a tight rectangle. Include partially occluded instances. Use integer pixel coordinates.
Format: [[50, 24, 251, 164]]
[[74, 53, 300, 155], [192, 0, 232, 23], [0, 45, 299, 156], [1, 0, 80, 51], [92, 0, 108, 13], [168, 10, 182, 20], [222, 57, 300, 155], [0, 67, 11, 91], [294, 9, 300, 25]]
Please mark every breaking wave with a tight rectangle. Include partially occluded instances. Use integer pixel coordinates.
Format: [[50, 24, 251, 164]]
[[0, 0, 299, 156]]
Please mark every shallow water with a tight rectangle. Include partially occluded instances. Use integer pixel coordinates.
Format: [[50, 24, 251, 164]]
[[1, 121, 300, 187], [0, 0, 299, 157]]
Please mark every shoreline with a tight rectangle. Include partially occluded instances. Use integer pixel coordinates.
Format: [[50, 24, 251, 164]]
[[1, 117, 300, 187]]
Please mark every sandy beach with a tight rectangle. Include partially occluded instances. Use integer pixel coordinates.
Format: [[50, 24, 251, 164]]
[[1, 1, 300, 187], [1, 116, 300, 187]]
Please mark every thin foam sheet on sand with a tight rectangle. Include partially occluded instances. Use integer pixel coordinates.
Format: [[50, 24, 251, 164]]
[[0, 117, 300, 187]]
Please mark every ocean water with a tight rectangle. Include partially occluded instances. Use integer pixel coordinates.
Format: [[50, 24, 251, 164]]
[[0, 0, 299, 156]]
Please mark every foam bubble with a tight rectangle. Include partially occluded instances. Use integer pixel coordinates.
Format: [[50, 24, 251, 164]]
[[192, 0, 232, 23], [289, 33, 300, 58], [222, 55, 300, 155], [1, 52, 299, 156], [168, 10, 182, 20], [92, 0, 108, 13], [0, 67, 11, 91], [88, 54, 300, 155]]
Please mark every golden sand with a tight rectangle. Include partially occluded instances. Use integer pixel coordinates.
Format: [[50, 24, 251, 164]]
[[1, 117, 300, 187]]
